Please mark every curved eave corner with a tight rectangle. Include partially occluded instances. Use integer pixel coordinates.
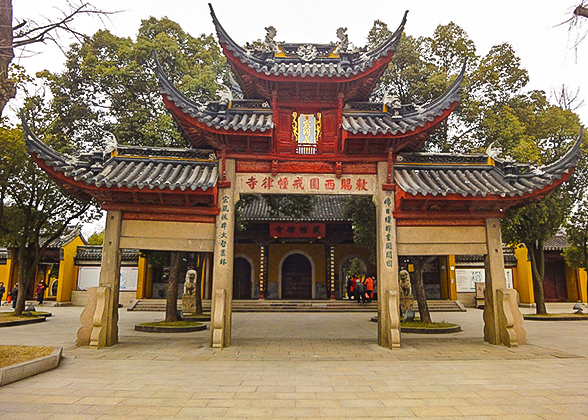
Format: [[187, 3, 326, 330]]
[[209, 3, 244, 59], [505, 126, 584, 204], [342, 60, 465, 137], [366, 10, 408, 62], [153, 52, 206, 121], [22, 113, 71, 170], [524, 126, 583, 178], [154, 51, 273, 137]]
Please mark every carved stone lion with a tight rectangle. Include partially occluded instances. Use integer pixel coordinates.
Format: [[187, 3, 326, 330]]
[[183, 269, 197, 296], [399, 270, 412, 297]]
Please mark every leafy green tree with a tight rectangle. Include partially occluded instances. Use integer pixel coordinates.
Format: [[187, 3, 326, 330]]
[[366, 19, 584, 316], [87, 230, 104, 245], [0, 100, 100, 314], [346, 258, 367, 279], [502, 192, 574, 314], [564, 198, 588, 296], [38, 17, 227, 150], [344, 196, 376, 262]]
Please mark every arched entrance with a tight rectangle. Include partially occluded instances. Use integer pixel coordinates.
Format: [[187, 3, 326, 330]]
[[233, 256, 253, 299], [280, 252, 313, 299]]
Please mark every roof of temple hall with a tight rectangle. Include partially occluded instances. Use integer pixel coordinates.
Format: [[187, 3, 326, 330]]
[[156, 53, 464, 147], [342, 65, 464, 136], [24, 121, 219, 194], [210, 4, 407, 80], [394, 130, 582, 202]]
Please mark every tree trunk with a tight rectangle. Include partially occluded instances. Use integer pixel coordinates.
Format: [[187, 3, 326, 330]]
[[0, 0, 16, 116], [14, 238, 35, 315], [194, 254, 204, 316], [15, 244, 28, 315], [411, 256, 436, 323], [575, 5, 588, 18], [165, 251, 185, 322], [526, 242, 547, 315]]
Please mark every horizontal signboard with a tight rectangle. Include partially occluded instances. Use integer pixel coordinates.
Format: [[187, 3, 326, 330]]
[[236, 173, 376, 195]]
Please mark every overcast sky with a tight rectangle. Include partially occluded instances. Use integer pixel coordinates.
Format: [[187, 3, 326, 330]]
[[12, 1, 587, 122], [11, 1, 588, 236]]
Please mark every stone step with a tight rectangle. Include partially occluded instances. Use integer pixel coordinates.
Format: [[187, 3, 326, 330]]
[[128, 299, 465, 312]]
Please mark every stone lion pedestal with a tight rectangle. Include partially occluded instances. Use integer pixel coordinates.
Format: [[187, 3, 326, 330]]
[[400, 296, 414, 316], [182, 294, 197, 316]]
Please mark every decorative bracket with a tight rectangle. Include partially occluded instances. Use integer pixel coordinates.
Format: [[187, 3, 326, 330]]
[[271, 160, 279, 176], [217, 147, 231, 188], [335, 162, 342, 178]]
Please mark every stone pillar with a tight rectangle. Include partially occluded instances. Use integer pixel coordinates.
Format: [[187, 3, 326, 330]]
[[483, 218, 526, 346], [210, 159, 236, 349], [373, 162, 400, 349], [259, 245, 266, 299], [97, 210, 122, 347]]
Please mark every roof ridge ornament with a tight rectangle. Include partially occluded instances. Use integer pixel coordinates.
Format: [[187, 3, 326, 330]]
[[263, 26, 280, 53], [101, 129, 118, 154], [335, 27, 349, 52], [296, 44, 319, 61]]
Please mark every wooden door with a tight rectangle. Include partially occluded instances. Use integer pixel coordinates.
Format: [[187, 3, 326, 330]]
[[281, 254, 312, 299], [543, 260, 568, 302], [233, 257, 252, 300]]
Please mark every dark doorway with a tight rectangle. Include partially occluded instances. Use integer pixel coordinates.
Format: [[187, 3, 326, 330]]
[[233, 257, 253, 299], [281, 253, 312, 299], [543, 259, 568, 302]]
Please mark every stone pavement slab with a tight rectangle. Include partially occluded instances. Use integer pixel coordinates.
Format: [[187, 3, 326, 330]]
[[0, 304, 587, 419]]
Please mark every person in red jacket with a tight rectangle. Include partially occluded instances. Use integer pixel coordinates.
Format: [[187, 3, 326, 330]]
[[364, 276, 374, 303], [347, 276, 356, 300]]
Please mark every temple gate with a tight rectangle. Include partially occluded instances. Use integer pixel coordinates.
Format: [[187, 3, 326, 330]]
[[25, 4, 581, 349]]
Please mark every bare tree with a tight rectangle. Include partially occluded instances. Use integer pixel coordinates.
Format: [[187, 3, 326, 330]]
[[561, 2, 588, 48], [551, 84, 585, 112], [0, 0, 113, 116]]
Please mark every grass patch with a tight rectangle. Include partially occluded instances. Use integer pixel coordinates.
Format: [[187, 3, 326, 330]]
[[0, 345, 53, 369], [401, 320, 457, 329], [0, 312, 45, 321], [524, 313, 588, 318], [140, 320, 202, 328]]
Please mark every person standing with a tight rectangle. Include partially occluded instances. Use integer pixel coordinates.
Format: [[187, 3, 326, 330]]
[[36, 281, 47, 305], [0, 282, 5, 304], [355, 278, 366, 304], [10, 284, 18, 309], [347, 276, 355, 299], [364, 276, 374, 303]]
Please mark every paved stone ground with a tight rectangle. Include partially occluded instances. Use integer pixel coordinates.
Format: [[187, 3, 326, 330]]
[[0, 303, 587, 419]]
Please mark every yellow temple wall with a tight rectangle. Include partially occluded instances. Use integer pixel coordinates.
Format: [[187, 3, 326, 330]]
[[56, 236, 86, 302]]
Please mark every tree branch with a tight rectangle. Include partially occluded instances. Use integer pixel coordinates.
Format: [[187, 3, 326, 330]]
[[575, 5, 588, 18]]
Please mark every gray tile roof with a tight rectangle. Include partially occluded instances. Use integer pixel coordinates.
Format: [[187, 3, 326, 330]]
[[394, 130, 582, 198], [455, 250, 517, 267], [41, 226, 86, 248], [342, 65, 464, 136], [23, 120, 219, 192], [210, 4, 406, 79], [75, 246, 139, 263], [155, 54, 274, 134], [544, 235, 569, 251], [241, 196, 350, 222]]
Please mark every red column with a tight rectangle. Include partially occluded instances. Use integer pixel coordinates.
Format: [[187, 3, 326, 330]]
[[259, 245, 266, 300], [329, 246, 336, 300]]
